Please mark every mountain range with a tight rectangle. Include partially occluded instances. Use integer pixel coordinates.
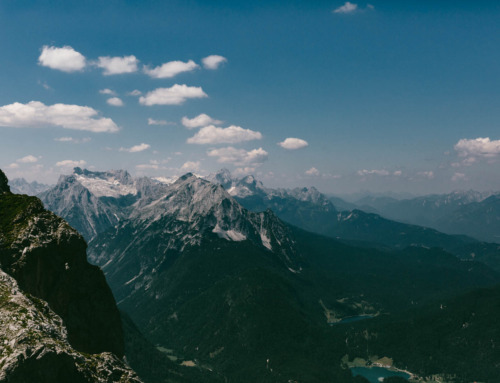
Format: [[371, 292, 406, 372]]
[[6, 167, 500, 381], [354, 190, 500, 243]]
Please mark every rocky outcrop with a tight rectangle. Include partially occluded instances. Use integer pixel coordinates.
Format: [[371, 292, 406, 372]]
[[0, 178, 124, 358], [0, 269, 141, 383], [0, 170, 10, 194]]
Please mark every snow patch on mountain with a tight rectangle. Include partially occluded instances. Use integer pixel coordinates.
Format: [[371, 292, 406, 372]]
[[75, 174, 137, 198]]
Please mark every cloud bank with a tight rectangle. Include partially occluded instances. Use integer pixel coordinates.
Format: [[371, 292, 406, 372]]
[[187, 125, 262, 144], [0, 101, 119, 132], [454, 137, 500, 159]]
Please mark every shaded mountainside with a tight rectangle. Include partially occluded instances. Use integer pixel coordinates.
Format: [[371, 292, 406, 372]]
[[88, 171, 500, 382], [0, 169, 141, 382], [207, 170, 500, 271], [356, 191, 500, 243]]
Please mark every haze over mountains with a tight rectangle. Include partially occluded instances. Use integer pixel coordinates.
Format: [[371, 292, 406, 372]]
[[6, 166, 496, 382]]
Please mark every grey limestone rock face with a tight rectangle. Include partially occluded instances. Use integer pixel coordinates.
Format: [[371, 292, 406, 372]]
[[0, 269, 142, 383]]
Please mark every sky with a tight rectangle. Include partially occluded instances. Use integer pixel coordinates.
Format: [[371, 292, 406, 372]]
[[0, 0, 499, 195]]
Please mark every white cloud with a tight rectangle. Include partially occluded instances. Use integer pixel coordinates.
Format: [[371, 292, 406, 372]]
[[7, 163, 19, 169], [0, 101, 119, 133], [38, 45, 86, 72], [417, 171, 435, 179], [180, 161, 201, 172], [139, 85, 208, 106], [54, 137, 91, 143], [136, 164, 159, 170], [305, 167, 320, 176], [357, 169, 390, 176], [393, 170, 402, 176], [187, 125, 262, 144], [452, 172, 467, 182], [96, 55, 139, 75], [128, 89, 142, 96], [181, 113, 222, 129], [233, 167, 257, 177], [333, 2, 358, 13], [119, 143, 150, 153], [148, 118, 175, 126], [107, 97, 124, 107], [454, 137, 500, 159], [17, 155, 38, 163], [56, 159, 87, 168], [207, 147, 268, 166], [99, 88, 116, 95], [38, 81, 51, 90], [144, 60, 199, 79], [202, 55, 227, 70], [278, 137, 308, 150]]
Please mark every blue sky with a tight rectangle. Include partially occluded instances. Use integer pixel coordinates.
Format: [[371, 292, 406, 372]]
[[0, 1, 499, 194]]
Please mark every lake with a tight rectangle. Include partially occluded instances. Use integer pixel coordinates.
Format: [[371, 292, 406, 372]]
[[351, 366, 410, 382]]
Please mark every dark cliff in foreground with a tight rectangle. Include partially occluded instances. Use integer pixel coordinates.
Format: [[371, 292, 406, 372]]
[[0, 169, 141, 382]]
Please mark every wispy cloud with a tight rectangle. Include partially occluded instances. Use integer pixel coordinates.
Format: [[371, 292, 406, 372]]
[[17, 155, 39, 163], [144, 60, 199, 78], [305, 167, 319, 176], [56, 159, 87, 168], [38, 45, 86, 72], [207, 146, 268, 166], [278, 137, 308, 150], [54, 137, 91, 143], [187, 125, 262, 144], [451, 172, 466, 182], [119, 143, 150, 153], [181, 113, 222, 129], [139, 85, 208, 106], [0, 101, 119, 133], [202, 55, 227, 70], [96, 55, 139, 75], [416, 171, 435, 179], [333, 2, 374, 14], [180, 161, 201, 172], [357, 169, 390, 176], [107, 97, 124, 107], [333, 2, 358, 14], [147, 118, 175, 126], [128, 89, 142, 96], [99, 88, 116, 95]]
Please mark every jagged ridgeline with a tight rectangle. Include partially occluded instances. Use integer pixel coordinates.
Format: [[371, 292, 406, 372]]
[[85, 170, 500, 382], [0, 169, 141, 382]]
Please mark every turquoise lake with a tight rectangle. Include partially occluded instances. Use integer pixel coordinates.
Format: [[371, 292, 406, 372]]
[[351, 366, 410, 382]]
